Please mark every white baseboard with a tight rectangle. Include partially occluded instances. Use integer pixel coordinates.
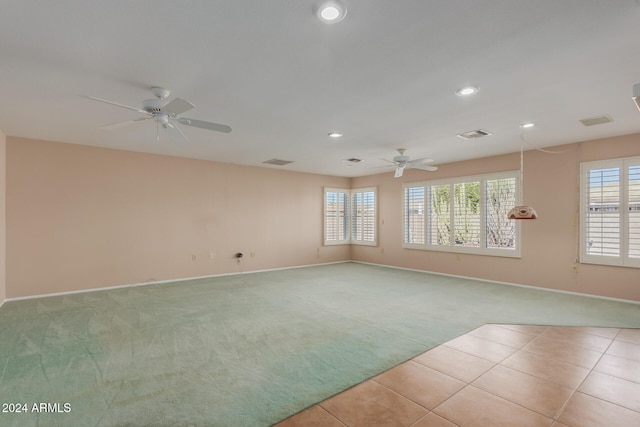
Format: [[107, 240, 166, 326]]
[[5, 259, 639, 306], [352, 260, 640, 306], [4, 260, 350, 303]]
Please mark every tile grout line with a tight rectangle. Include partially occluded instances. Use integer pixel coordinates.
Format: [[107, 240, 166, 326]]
[[550, 328, 622, 422], [408, 411, 463, 427], [421, 326, 550, 426], [451, 326, 577, 423], [369, 376, 433, 412], [316, 405, 349, 427], [413, 345, 499, 384], [275, 326, 640, 426]]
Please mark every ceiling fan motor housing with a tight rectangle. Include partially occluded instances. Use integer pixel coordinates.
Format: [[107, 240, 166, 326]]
[[143, 98, 166, 114], [151, 86, 171, 99]]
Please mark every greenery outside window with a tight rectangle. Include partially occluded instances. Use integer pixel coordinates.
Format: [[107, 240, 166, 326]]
[[403, 171, 519, 256]]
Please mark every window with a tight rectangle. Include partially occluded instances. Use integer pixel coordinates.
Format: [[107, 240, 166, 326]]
[[403, 171, 519, 256], [324, 189, 349, 244], [580, 157, 640, 268], [351, 188, 377, 244], [324, 187, 377, 246]]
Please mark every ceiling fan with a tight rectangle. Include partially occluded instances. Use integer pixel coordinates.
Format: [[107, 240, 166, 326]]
[[383, 149, 438, 177], [87, 87, 231, 141]]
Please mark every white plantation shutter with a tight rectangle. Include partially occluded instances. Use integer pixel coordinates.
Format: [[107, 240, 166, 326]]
[[352, 188, 377, 245], [428, 184, 451, 246], [585, 167, 621, 257], [403, 171, 520, 257], [324, 187, 377, 246], [629, 165, 640, 259], [485, 177, 517, 250], [580, 157, 640, 267], [453, 182, 480, 247], [324, 188, 349, 244], [404, 186, 425, 245]]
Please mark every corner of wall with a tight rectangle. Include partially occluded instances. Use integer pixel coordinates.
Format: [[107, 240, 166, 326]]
[[0, 129, 6, 308]]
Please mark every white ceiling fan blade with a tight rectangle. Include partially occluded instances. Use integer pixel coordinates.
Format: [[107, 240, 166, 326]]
[[411, 164, 439, 172], [172, 122, 192, 143], [177, 117, 232, 133], [87, 96, 148, 115], [408, 157, 434, 165], [394, 166, 405, 178], [162, 98, 195, 116], [100, 117, 150, 130]]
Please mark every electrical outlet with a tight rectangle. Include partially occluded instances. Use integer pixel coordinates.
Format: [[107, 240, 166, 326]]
[[209, 252, 215, 260], [250, 251, 255, 258], [192, 254, 196, 261]]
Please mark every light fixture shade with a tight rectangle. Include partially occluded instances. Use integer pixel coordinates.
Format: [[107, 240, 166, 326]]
[[508, 205, 538, 220]]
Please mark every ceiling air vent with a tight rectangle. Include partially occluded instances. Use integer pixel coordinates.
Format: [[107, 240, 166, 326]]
[[456, 129, 492, 140], [579, 115, 613, 127], [262, 158, 294, 166]]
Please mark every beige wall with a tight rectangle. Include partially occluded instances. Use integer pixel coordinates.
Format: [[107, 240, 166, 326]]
[[6, 137, 350, 298], [6, 133, 640, 301], [352, 133, 640, 301], [0, 129, 5, 305]]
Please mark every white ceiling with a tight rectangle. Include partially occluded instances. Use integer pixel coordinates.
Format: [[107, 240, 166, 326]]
[[1, 0, 640, 177]]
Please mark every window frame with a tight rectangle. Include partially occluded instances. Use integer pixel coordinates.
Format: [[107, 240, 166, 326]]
[[323, 186, 377, 246], [580, 156, 640, 268], [402, 171, 521, 257]]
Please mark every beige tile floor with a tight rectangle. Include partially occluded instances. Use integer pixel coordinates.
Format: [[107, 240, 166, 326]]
[[274, 324, 640, 427]]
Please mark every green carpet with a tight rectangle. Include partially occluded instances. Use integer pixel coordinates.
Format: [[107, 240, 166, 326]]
[[1, 262, 639, 426]]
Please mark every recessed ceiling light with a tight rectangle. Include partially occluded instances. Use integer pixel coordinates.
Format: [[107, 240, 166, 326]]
[[520, 122, 536, 129], [316, 1, 347, 23], [328, 132, 343, 138], [455, 86, 478, 96]]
